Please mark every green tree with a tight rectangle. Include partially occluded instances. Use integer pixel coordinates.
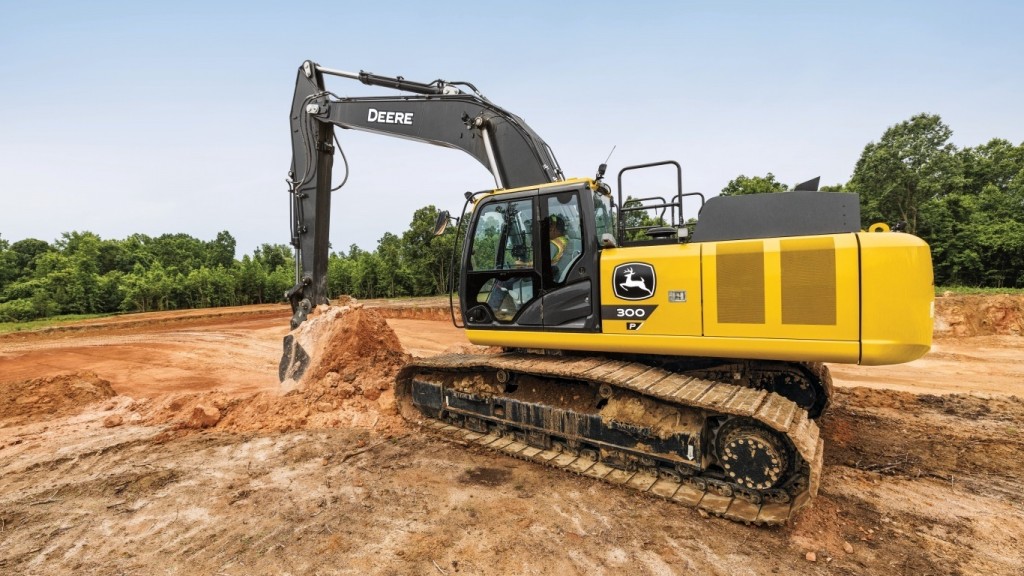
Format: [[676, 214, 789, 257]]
[[906, 134, 1024, 287], [147, 233, 206, 274], [0, 274, 57, 321], [0, 231, 305, 320], [121, 262, 172, 312], [253, 243, 294, 302], [376, 232, 410, 298], [182, 266, 238, 308], [96, 239, 131, 275], [327, 246, 359, 297], [32, 249, 100, 314], [206, 230, 237, 269], [919, 194, 984, 285], [402, 206, 456, 295], [0, 298, 42, 321], [720, 173, 789, 196], [353, 251, 383, 298], [957, 140, 1024, 286], [236, 255, 268, 304], [266, 265, 295, 303], [620, 196, 669, 241], [118, 234, 155, 271], [8, 238, 53, 277], [254, 243, 292, 271], [959, 138, 1024, 194], [849, 114, 961, 234], [96, 270, 126, 312], [0, 234, 18, 292], [54, 231, 101, 261]]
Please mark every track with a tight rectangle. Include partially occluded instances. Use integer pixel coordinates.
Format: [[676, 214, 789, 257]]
[[397, 353, 824, 524]]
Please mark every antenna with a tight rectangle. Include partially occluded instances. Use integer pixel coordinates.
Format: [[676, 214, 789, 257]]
[[603, 145, 617, 165], [596, 145, 617, 181]]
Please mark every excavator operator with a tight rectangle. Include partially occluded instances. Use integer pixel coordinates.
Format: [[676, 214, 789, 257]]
[[489, 214, 569, 320], [547, 214, 568, 273], [516, 214, 567, 271]]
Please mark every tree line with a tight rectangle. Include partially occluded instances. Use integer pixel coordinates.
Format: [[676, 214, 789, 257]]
[[0, 206, 456, 322], [2, 113, 1021, 322]]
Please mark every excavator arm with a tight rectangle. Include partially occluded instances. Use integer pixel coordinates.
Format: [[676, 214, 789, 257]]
[[286, 60, 563, 328]]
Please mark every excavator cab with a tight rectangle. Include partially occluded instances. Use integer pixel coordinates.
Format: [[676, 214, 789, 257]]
[[458, 162, 698, 334], [461, 180, 601, 331]]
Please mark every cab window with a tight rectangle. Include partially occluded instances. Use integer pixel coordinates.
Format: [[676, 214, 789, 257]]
[[545, 192, 582, 284], [467, 198, 537, 322], [469, 199, 533, 271]]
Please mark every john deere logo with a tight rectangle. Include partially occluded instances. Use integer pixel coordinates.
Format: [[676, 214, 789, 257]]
[[613, 263, 656, 300]]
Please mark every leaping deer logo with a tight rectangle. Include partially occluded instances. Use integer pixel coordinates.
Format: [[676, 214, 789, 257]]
[[615, 265, 656, 300], [619, 267, 653, 296]]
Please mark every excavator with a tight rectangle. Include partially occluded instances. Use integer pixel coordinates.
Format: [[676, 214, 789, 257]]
[[281, 60, 934, 524]]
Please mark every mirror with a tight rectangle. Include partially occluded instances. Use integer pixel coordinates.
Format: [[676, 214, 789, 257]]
[[433, 211, 451, 236]]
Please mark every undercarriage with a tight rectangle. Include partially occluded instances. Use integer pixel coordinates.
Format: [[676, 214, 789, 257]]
[[395, 353, 826, 525]]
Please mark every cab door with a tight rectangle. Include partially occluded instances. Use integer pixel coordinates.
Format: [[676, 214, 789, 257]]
[[460, 182, 599, 332], [462, 192, 542, 325], [537, 188, 598, 331]]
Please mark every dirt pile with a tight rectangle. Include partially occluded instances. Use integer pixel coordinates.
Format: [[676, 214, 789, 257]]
[[823, 387, 1024, 486], [0, 371, 116, 427], [935, 294, 1024, 337], [805, 386, 1024, 574], [138, 301, 411, 435], [284, 300, 411, 387]]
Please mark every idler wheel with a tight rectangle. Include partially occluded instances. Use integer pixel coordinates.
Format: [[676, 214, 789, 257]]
[[715, 421, 792, 491]]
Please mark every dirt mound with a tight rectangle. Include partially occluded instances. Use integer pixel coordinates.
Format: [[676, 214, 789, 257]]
[[293, 301, 411, 385], [822, 386, 1024, 491], [935, 294, 1024, 337], [0, 371, 117, 427], [139, 301, 411, 435]]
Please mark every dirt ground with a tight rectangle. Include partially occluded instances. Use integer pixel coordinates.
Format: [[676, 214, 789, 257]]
[[1, 295, 1023, 575]]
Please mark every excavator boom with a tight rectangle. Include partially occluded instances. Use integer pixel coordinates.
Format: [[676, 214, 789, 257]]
[[287, 61, 562, 327]]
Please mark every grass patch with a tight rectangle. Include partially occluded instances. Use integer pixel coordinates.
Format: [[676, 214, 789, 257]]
[[936, 286, 1024, 296], [0, 313, 116, 334]]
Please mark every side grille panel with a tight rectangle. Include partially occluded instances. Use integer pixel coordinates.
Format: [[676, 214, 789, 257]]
[[717, 241, 765, 324], [781, 238, 836, 326]]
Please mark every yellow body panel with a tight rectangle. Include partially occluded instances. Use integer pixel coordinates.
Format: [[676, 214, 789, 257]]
[[600, 243, 703, 336], [858, 232, 934, 365], [701, 234, 860, 341], [466, 231, 933, 366]]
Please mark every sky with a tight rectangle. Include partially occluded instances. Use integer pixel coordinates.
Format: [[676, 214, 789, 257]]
[[2, 0, 1023, 258]]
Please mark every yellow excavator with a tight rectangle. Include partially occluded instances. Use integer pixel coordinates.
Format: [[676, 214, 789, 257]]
[[281, 60, 933, 524]]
